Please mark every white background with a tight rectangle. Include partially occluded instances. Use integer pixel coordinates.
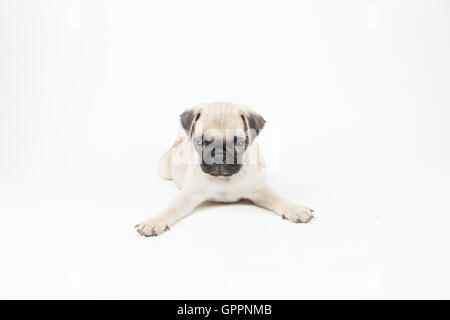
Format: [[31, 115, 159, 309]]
[[1, 0, 449, 299]]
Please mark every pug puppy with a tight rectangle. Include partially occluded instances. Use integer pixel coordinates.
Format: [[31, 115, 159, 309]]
[[135, 102, 314, 236]]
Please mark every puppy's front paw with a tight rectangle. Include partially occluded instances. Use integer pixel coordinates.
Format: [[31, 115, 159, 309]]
[[135, 218, 171, 237], [282, 206, 314, 223]]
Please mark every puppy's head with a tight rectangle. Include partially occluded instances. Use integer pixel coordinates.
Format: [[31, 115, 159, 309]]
[[180, 102, 265, 177]]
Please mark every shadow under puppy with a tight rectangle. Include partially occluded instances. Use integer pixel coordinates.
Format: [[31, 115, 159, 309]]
[[136, 102, 314, 236]]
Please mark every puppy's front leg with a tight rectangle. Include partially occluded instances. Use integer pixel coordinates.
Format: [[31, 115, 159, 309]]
[[135, 192, 205, 236], [248, 186, 314, 223]]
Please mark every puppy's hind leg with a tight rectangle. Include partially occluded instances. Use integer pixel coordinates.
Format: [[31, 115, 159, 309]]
[[157, 149, 172, 180]]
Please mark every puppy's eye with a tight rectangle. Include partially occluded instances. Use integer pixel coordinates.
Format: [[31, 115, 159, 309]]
[[235, 139, 246, 152], [194, 138, 204, 151]]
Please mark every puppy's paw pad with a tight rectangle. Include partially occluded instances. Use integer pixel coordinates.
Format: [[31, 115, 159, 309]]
[[283, 206, 314, 223], [135, 219, 170, 237]]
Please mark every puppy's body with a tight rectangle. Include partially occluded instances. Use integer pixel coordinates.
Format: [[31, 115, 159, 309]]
[[136, 102, 313, 236]]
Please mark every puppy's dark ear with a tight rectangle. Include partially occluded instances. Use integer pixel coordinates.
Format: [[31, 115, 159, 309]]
[[180, 109, 194, 133], [180, 109, 200, 138], [247, 112, 265, 136], [242, 111, 265, 142]]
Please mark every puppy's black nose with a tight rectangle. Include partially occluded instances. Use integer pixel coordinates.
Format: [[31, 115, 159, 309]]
[[211, 149, 225, 164]]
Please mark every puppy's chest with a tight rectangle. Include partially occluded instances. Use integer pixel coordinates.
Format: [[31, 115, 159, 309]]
[[193, 176, 245, 202], [204, 177, 262, 203], [209, 188, 243, 202], [186, 165, 264, 202]]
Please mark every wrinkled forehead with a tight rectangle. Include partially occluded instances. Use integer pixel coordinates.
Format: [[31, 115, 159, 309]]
[[194, 110, 246, 139]]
